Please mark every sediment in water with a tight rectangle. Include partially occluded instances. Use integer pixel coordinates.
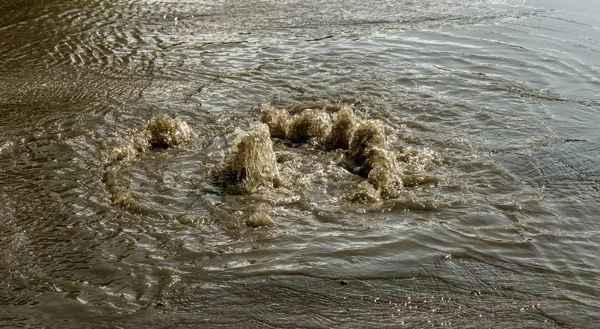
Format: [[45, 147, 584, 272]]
[[220, 122, 281, 194]]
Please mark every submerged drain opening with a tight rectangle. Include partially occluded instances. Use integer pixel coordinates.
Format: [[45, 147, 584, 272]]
[[103, 104, 440, 223], [221, 103, 435, 203]]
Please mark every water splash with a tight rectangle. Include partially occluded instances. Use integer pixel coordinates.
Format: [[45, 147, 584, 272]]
[[103, 114, 195, 208], [256, 104, 435, 202], [219, 122, 281, 194], [287, 108, 332, 143], [327, 106, 359, 150], [147, 113, 195, 149], [347, 120, 404, 200], [107, 114, 195, 165], [245, 212, 272, 227], [104, 106, 436, 212], [260, 104, 290, 139]]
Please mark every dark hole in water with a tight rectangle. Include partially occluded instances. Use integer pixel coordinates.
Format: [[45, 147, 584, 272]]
[[150, 142, 171, 150]]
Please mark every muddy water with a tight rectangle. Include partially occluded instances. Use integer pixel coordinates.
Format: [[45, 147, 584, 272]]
[[1, 0, 599, 327]]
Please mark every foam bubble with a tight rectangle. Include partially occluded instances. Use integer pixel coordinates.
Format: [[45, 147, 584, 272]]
[[246, 212, 272, 227]]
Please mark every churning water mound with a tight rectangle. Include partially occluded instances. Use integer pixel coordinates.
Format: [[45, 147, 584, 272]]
[[107, 114, 195, 165], [104, 106, 435, 214], [287, 109, 332, 143], [108, 131, 151, 164], [351, 180, 383, 203], [261, 104, 289, 139], [256, 104, 434, 202], [345, 121, 405, 201], [397, 147, 439, 187], [347, 120, 389, 175], [147, 113, 195, 148], [327, 106, 359, 150], [261, 104, 333, 143], [104, 113, 195, 208], [219, 122, 281, 194]]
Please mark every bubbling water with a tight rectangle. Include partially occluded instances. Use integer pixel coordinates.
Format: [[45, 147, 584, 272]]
[[287, 109, 332, 143], [346, 121, 404, 200], [107, 114, 195, 165], [102, 105, 438, 218], [218, 122, 281, 194], [257, 104, 422, 202], [245, 212, 272, 227], [327, 106, 359, 150], [260, 105, 290, 139], [147, 113, 195, 149], [103, 114, 195, 209]]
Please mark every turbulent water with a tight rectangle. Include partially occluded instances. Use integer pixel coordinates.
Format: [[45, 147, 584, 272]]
[[1, 0, 599, 328]]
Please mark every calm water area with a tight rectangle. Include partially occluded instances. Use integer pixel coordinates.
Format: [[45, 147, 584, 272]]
[[1, 0, 599, 328]]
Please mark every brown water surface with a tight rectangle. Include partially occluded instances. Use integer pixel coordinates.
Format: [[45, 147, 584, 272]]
[[1, 0, 599, 327]]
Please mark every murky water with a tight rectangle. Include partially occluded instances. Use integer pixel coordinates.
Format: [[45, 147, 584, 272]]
[[1, 0, 599, 327]]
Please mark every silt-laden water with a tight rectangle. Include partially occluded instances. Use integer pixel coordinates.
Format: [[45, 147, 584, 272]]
[[1, 0, 599, 327]]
